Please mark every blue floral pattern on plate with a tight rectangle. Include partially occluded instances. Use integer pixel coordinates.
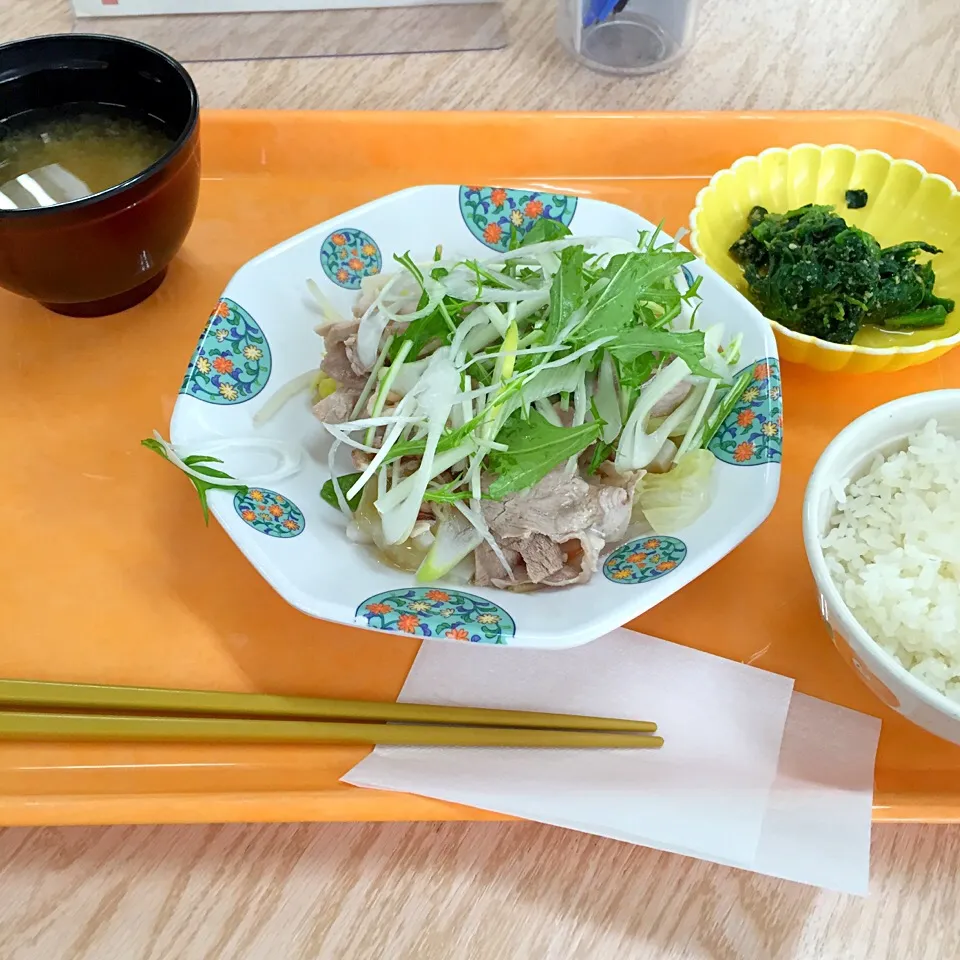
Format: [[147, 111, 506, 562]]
[[708, 357, 783, 466], [234, 488, 305, 538], [357, 588, 515, 644], [180, 298, 272, 405], [320, 228, 382, 289], [603, 536, 687, 584], [459, 186, 578, 251]]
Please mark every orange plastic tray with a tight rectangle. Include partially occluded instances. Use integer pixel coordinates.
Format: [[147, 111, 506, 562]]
[[4, 110, 960, 827]]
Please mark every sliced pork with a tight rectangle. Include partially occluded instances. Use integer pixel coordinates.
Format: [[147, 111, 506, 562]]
[[320, 320, 368, 389], [475, 470, 635, 588], [312, 387, 360, 424]]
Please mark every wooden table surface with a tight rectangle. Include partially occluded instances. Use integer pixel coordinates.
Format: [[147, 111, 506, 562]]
[[3, 0, 960, 957]]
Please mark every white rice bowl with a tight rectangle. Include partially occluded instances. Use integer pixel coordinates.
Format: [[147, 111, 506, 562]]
[[821, 419, 960, 702]]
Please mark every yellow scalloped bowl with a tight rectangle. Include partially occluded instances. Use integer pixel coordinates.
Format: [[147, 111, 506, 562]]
[[690, 144, 960, 373]]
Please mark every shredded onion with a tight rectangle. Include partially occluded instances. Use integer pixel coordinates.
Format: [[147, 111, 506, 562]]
[[356, 308, 391, 371], [355, 272, 409, 367], [379, 277, 445, 323], [491, 236, 634, 262], [253, 369, 320, 427], [164, 434, 302, 486], [327, 438, 353, 520], [345, 392, 420, 502], [306, 278, 348, 327], [451, 311, 491, 364], [350, 334, 395, 419], [203, 438, 302, 485], [377, 356, 461, 544]]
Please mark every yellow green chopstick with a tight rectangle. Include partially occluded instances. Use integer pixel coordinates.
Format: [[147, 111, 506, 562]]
[[0, 678, 656, 734], [0, 710, 664, 749]]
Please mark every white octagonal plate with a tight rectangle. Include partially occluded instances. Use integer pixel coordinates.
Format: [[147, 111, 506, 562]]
[[170, 185, 781, 648]]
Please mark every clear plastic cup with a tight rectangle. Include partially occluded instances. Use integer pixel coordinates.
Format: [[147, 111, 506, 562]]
[[557, 0, 701, 75]]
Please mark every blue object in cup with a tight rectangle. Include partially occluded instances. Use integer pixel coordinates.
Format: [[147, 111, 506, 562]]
[[583, 0, 629, 27]]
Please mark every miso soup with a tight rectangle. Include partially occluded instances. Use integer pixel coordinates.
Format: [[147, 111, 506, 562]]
[[0, 105, 174, 209]]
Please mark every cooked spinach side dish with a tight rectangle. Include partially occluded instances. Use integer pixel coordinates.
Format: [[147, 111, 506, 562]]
[[729, 204, 955, 344]]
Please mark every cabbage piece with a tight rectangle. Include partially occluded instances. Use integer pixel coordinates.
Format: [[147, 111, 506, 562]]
[[635, 449, 716, 532]]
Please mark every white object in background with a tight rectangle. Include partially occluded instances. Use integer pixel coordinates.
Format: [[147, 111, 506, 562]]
[[804, 389, 960, 746], [345, 628, 797, 868], [748, 692, 879, 892], [73, 0, 487, 15], [343, 627, 881, 894]]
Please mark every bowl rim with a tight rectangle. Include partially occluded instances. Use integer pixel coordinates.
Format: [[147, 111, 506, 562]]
[[802, 388, 960, 723], [0, 32, 199, 219], [690, 142, 960, 358]]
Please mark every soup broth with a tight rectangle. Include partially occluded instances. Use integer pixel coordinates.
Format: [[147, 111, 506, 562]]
[[0, 105, 174, 209]]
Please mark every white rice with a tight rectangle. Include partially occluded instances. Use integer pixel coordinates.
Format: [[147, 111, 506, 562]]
[[821, 419, 960, 703]]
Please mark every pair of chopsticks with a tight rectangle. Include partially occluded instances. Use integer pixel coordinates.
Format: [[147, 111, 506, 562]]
[[0, 679, 662, 749]]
